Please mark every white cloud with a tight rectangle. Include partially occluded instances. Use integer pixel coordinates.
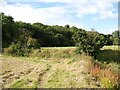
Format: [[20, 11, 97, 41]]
[[0, 0, 118, 33], [2, 5, 65, 23], [1, 0, 118, 21], [38, 0, 119, 3], [0, 0, 7, 7], [37, 0, 74, 3], [107, 28, 118, 34], [99, 11, 117, 19], [75, 5, 97, 18], [75, 1, 118, 20], [0, 1, 85, 28]]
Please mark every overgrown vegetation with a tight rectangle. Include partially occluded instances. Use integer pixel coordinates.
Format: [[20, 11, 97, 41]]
[[88, 46, 119, 88], [72, 30, 105, 54], [1, 13, 120, 56], [1, 13, 119, 88]]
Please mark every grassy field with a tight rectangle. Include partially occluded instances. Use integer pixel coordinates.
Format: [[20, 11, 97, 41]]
[[0, 46, 119, 88]]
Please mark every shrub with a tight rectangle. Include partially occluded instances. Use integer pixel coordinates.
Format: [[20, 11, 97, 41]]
[[4, 43, 30, 56], [3, 29, 40, 56], [73, 30, 105, 54]]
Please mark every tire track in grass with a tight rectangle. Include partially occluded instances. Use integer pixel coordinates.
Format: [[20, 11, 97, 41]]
[[7, 64, 45, 88], [37, 64, 52, 88], [40, 59, 72, 88], [3, 66, 35, 88], [7, 62, 51, 88], [41, 59, 94, 88], [1, 56, 41, 88], [3, 60, 41, 88], [2, 56, 49, 88]]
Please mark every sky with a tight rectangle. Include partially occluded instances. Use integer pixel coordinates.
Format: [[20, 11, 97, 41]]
[[0, 0, 119, 34]]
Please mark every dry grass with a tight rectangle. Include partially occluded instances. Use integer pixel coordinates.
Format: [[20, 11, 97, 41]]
[[1, 46, 119, 88], [1, 49, 94, 88]]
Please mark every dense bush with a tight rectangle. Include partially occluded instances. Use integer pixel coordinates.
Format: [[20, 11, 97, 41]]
[[3, 28, 39, 56], [112, 30, 120, 45], [4, 43, 30, 56], [73, 30, 105, 54]]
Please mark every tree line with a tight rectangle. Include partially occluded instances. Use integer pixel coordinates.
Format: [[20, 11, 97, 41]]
[[1, 13, 120, 56]]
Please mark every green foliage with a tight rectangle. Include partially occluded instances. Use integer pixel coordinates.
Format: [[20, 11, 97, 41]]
[[112, 30, 120, 45], [73, 30, 105, 54], [1, 13, 17, 48], [112, 30, 119, 38], [113, 38, 120, 45], [104, 34, 113, 45], [4, 28, 39, 56], [4, 43, 30, 56], [54, 33, 69, 46], [0, 13, 107, 48], [1, 12, 119, 56], [100, 77, 117, 88]]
